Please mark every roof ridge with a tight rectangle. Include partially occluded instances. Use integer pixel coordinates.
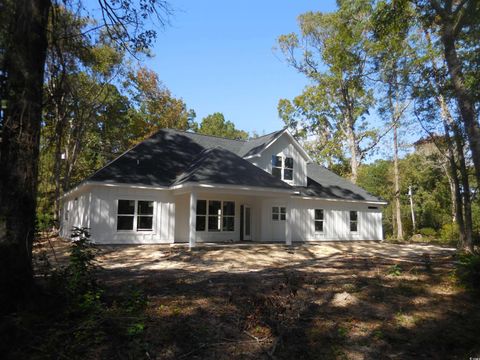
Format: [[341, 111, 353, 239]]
[[172, 147, 217, 185], [249, 128, 285, 140], [165, 128, 248, 143]]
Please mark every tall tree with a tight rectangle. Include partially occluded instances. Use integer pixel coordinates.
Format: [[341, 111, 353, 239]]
[[415, 0, 480, 191], [195, 112, 248, 140], [0, 0, 51, 310], [372, 0, 416, 240], [126, 66, 195, 144], [277, 1, 378, 183], [0, 0, 171, 310]]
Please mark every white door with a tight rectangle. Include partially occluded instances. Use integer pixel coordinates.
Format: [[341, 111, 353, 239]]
[[244, 205, 252, 240], [271, 205, 286, 241]]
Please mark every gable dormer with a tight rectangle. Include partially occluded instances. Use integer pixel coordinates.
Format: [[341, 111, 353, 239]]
[[243, 129, 310, 186]]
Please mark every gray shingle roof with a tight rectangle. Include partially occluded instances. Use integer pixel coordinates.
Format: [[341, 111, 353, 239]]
[[238, 129, 285, 157], [173, 147, 291, 190], [294, 163, 384, 202], [87, 129, 292, 190], [84, 128, 383, 203]]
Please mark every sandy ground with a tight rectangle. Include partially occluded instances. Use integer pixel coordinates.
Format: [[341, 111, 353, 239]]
[[94, 241, 455, 273], [33, 238, 479, 360]]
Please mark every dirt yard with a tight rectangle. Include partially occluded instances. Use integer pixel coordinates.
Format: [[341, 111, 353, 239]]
[[36, 240, 480, 359]]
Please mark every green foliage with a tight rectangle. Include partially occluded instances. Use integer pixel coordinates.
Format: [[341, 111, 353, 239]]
[[419, 227, 437, 238], [276, 2, 377, 175], [63, 227, 101, 313], [36, 212, 55, 233], [195, 112, 249, 140], [456, 253, 480, 290], [387, 264, 403, 276], [439, 223, 460, 245], [3, 227, 150, 358]]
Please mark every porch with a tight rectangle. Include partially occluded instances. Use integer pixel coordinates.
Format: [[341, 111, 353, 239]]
[[173, 186, 296, 247]]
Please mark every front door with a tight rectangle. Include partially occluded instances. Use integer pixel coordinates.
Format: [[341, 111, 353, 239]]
[[271, 205, 286, 241], [243, 205, 252, 241]]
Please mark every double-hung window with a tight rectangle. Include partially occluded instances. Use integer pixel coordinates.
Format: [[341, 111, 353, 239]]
[[272, 206, 286, 221], [117, 200, 154, 231], [271, 155, 294, 181], [314, 209, 324, 232], [196, 200, 235, 232], [349, 211, 358, 232]]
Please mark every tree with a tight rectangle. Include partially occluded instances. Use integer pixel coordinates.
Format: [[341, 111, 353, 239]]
[[0, 0, 51, 311], [414, 0, 480, 196], [195, 112, 248, 140], [371, 0, 416, 240], [277, 2, 378, 183], [0, 0, 171, 311], [126, 66, 195, 143]]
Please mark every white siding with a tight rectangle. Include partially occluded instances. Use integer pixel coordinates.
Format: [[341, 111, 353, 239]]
[[90, 186, 175, 244], [250, 133, 308, 186], [60, 190, 90, 238], [290, 198, 383, 241]]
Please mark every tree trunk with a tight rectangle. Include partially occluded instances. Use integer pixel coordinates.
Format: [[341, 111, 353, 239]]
[[346, 120, 360, 184], [452, 124, 473, 252], [441, 29, 480, 191], [393, 122, 403, 241], [0, 0, 51, 312]]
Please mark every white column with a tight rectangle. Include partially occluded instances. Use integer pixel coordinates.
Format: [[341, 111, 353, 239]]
[[189, 190, 197, 248], [285, 197, 292, 246]]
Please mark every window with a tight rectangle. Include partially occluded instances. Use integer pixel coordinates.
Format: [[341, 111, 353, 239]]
[[137, 201, 154, 231], [284, 157, 293, 180], [196, 200, 207, 231], [208, 200, 222, 231], [350, 211, 358, 232], [197, 200, 235, 232], [315, 209, 324, 232], [272, 156, 282, 179], [271, 155, 294, 181], [223, 201, 235, 231], [117, 200, 154, 231], [272, 206, 286, 221]]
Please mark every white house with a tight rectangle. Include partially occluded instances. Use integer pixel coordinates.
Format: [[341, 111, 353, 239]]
[[60, 128, 386, 246]]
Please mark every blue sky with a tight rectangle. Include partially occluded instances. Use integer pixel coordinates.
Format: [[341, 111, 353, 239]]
[[142, 0, 338, 135]]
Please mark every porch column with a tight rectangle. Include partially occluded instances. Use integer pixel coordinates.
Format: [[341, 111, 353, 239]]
[[285, 197, 292, 246], [189, 190, 197, 248]]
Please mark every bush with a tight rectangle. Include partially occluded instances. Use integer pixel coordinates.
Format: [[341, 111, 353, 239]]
[[418, 227, 437, 238], [36, 212, 55, 233], [456, 253, 480, 290], [439, 223, 460, 245]]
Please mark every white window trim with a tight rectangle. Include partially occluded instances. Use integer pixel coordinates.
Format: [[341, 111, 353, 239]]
[[314, 209, 324, 233], [196, 200, 235, 233], [272, 206, 286, 221], [272, 154, 294, 184], [116, 199, 155, 233]]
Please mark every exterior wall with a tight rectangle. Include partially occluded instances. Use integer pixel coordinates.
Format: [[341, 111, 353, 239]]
[[250, 133, 308, 186], [290, 198, 383, 241], [90, 186, 175, 244], [175, 192, 262, 243], [60, 190, 91, 238], [260, 198, 288, 242], [61, 187, 383, 245]]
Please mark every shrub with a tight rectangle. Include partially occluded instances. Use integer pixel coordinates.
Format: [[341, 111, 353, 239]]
[[387, 264, 403, 276], [418, 227, 437, 238], [456, 253, 480, 290], [36, 212, 55, 233], [439, 223, 460, 245]]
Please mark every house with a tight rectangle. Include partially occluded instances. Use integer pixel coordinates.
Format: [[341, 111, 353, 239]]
[[60, 128, 386, 246]]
